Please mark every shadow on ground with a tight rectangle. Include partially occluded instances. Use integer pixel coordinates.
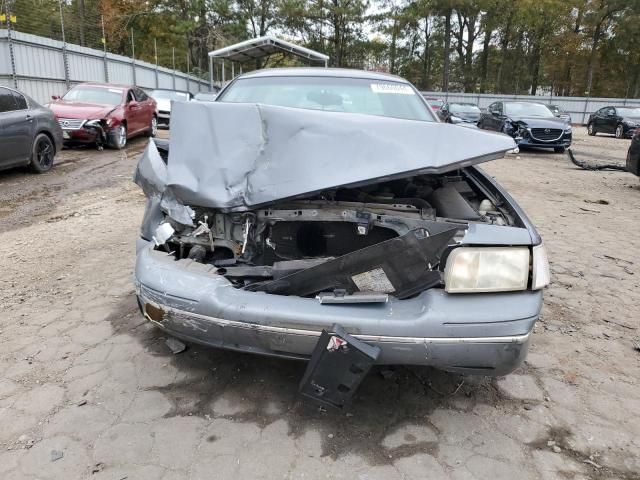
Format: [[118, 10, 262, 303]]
[[107, 295, 501, 465]]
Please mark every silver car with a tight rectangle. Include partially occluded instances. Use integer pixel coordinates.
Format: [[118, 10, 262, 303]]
[[134, 69, 550, 377], [0, 86, 63, 173], [149, 89, 193, 127]]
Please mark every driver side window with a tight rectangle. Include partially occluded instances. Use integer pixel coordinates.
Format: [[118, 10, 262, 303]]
[[126, 90, 136, 103], [489, 102, 502, 114]]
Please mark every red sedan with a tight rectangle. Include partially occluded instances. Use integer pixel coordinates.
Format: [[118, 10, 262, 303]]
[[48, 83, 157, 149]]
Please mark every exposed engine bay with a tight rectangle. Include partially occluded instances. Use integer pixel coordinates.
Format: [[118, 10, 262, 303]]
[[153, 171, 512, 300]]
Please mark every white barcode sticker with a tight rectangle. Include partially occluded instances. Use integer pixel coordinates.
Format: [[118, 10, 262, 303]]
[[351, 268, 395, 293], [370, 83, 414, 95]]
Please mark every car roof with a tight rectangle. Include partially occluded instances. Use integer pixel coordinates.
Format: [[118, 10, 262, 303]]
[[238, 67, 410, 83], [150, 88, 192, 94], [75, 82, 133, 90], [503, 100, 547, 106]]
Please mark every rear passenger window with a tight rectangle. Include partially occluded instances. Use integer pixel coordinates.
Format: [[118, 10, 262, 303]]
[[12, 91, 28, 110], [0, 87, 18, 113]]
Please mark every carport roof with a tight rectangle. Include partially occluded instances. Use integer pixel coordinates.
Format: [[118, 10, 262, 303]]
[[208, 36, 329, 64]]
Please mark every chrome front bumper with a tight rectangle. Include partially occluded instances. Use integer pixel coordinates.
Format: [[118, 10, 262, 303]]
[[135, 246, 539, 375]]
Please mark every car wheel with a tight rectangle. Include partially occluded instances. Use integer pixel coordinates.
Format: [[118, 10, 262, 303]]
[[30, 133, 55, 173], [146, 116, 158, 137], [615, 124, 624, 139], [587, 123, 596, 136], [109, 124, 127, 150], [554, 147, 565, 153]]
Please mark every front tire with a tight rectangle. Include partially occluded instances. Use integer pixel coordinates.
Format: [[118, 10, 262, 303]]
[[587, 123, 596, 136], [30, 133, 55, 173], [615, 124, 624, 139], [109, 124, 127, 150], [554, 147, 566, 153]]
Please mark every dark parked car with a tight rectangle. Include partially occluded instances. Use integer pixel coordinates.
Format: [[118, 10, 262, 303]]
[[0, 86, 63, 173], [478, 101, 572, 153], [587, 106, 640, 139], [48, 83, 157, 149], [438, 102, 481, 125], [425, 97, 444, 111], [547, 104, 572, 123], [626, 129, 640, 177], [134, 68, 550, 379]]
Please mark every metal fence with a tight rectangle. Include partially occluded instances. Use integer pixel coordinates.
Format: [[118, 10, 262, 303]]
[[0, 29, 209, 104], [422, 91, 640, 125]]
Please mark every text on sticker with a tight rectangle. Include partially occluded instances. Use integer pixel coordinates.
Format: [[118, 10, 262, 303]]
[[370, 83, 414, 95]]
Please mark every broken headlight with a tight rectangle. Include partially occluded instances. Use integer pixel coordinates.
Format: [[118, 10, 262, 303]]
[[444, 247, 529, 293]]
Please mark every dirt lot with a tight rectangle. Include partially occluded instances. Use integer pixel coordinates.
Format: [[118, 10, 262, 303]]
[[0, 128, 638, 480]]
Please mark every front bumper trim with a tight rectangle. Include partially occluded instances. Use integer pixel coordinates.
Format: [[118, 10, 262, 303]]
[[140, 294, 531, 346]]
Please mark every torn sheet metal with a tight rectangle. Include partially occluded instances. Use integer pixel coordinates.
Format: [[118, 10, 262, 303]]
[[134, 140, 194, 227], [300, 324, 380, 409], [164, 101, 517, 212], [249, 225, 460, 299]]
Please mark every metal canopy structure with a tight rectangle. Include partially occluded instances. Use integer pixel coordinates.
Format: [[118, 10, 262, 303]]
[[207, 36, 329, 89]]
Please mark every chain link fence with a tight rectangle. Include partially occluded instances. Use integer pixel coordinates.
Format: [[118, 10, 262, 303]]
[[1, 0, 209, 102], [2, 0, 200, 75]]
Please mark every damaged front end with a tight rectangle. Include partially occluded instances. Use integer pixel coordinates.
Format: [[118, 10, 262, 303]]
[[133, 101, 546, 379]]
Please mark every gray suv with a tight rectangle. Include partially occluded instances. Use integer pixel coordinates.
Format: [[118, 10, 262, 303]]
[[0, 86, 63, 173]]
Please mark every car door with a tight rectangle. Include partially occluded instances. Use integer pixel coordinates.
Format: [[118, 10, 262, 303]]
[[125, 89, 143, 134], [487, 102, 504, 131], [0, 87, 34, 167], [134, 88, 154, 130], [600, 107, 616, 133]]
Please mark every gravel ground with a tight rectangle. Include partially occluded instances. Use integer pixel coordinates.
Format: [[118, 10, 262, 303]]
[[0, 128, 638, 480]]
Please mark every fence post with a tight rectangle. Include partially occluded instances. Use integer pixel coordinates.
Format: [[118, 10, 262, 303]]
[[130, 28, 136, 85], [186, 52, 190, 94], [101, 15, 108, 82], [58, 0, 70, 89], [154, 38, 159, 88], [4, 1, 18, 88], [172, 47, 176, 90]]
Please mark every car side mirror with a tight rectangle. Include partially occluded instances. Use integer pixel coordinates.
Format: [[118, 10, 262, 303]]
[[51, 95, 60, 101], [490, 109, 500, 116]]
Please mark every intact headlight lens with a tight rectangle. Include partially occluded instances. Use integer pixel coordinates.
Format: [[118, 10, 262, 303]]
[[564, 125, 572, 133], [444, 247, 530, 293], [531, 243, 550, 290]]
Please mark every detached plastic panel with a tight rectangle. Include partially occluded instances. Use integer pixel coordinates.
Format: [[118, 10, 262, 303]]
[[299, 324, 381, 409]]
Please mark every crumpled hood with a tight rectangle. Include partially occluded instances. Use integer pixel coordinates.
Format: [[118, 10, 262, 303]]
[[136, 101, 516, 216], [49, 101, 117, 119], [509, 116, 568, 128], [155, 98, 171, 112]]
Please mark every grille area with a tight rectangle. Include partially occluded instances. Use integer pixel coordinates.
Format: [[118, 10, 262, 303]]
[[58, 118, 86, 130], [530, 128, 563, 142]]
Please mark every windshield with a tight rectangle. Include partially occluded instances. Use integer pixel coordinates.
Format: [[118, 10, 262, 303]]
[[450, 104, 480, 114], [617, 107, 640, 117], [218, 76, 434, 122], [151, 90, 191, 101], [194, 92, 217, 102], [62, 86, 123, 105], [504, 102, 554, 118]]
